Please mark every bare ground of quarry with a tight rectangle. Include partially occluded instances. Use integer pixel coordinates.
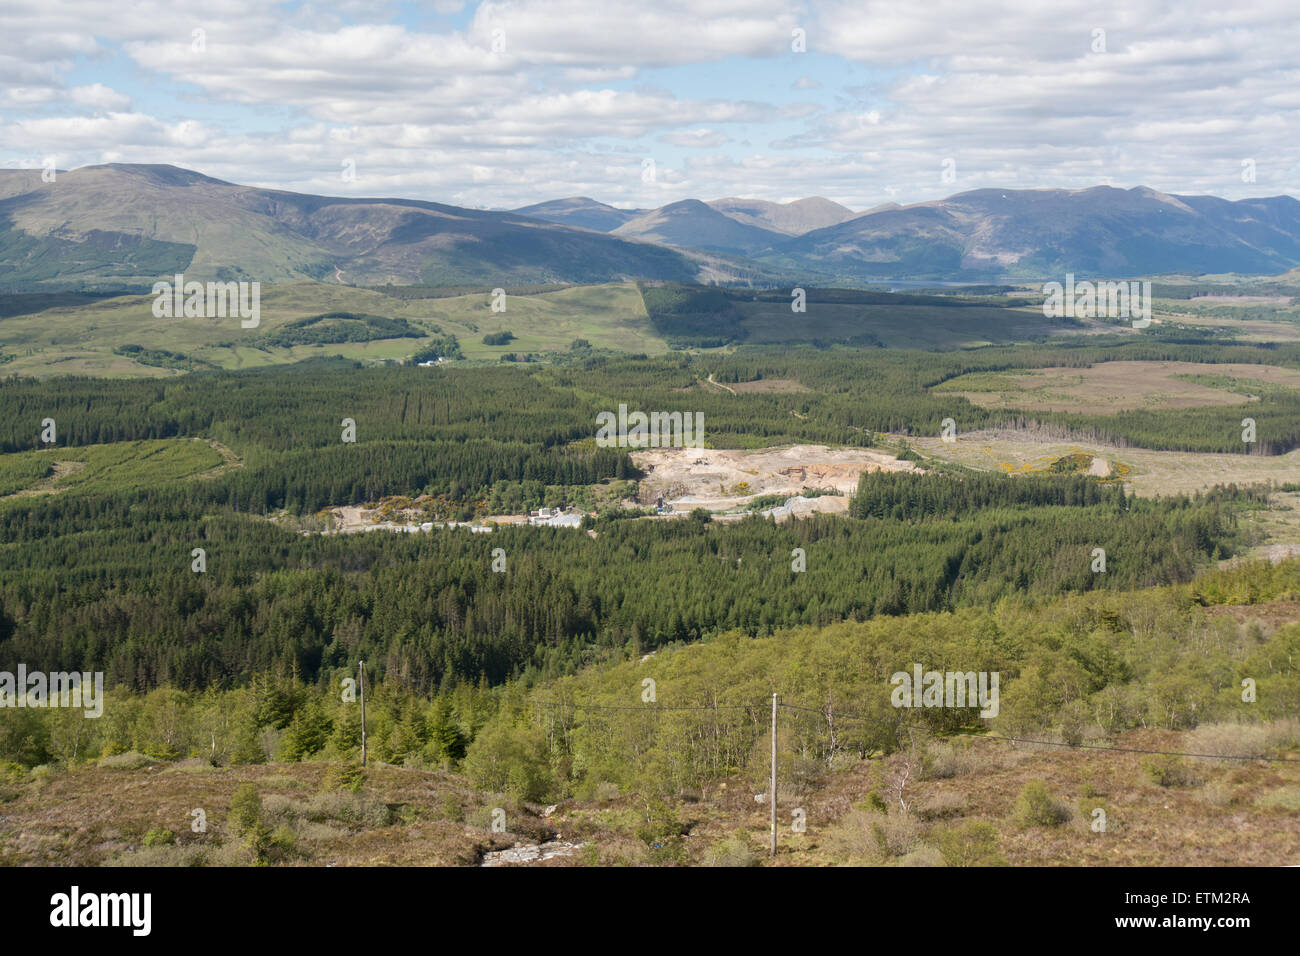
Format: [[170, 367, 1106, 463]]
[[631, 444, 917, 516]]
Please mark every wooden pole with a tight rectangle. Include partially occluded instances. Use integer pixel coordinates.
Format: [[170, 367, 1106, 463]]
[[359, 660, 367, 767], [770, 692, 777, 857]]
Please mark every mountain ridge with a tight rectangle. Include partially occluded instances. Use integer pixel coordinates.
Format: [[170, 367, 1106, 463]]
[[0, 164, 720, 289], [6, 164, 1300, 288]]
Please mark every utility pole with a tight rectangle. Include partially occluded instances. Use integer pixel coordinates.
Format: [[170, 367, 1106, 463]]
[[356, 658, 366, 770], [770, 692, 778, 858]]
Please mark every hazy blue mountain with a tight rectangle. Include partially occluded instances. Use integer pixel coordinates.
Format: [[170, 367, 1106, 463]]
[[780, 185, 1300, 278], [512, 197, 646, 232]]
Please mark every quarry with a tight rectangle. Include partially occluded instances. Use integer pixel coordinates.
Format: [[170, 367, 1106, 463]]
[[630, 444, 918, 513]]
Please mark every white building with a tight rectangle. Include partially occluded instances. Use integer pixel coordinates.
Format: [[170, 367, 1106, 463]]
[[529, 509, 583, 528]]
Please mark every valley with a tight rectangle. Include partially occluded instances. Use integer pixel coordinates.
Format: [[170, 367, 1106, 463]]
[[7, 0, 1300, 931], [3, 170, 1300, 877]]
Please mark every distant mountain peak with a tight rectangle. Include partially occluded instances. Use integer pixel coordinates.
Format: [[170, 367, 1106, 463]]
[[705, 196, 858, 236], [613, 199, 783, 256], [76, 163, 233, 187], [785, 184, 1300, 279], [0, 164, 729, 288], [512, 196, 646, 232]]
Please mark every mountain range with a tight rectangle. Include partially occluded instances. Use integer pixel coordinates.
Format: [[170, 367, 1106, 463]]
[[0, 164, 709, 289], [781, 186, 1300, 279], [4, 163, 1300, 290], [513, 195, 857, 240]]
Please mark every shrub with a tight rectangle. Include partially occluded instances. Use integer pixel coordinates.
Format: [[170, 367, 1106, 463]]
[[229, 785, 264, 837], [1142, 754, 1194, 788], [258, 793, 301, 826], [785, 755, 824, 795], [937, 821, 1005, 866], [923, 741, 981, 780], [1186, 722, 1291, 762], [702, 836, 760, 867], [173, 757, 220, 774], [229, 784, 274, 864], [143, 827, 175, 847], [107, 845, 210, 867], [1256, 787, 1300, 810], [467, 803, 512, 830], [1197, 777, 1241, 807], [29, 764, 55, 791], [594, 781, 621, 802], [462, 721, 554, 802], [321, 761, 366, 794], [871, 809, 921, 857], [230, 726, 267, 765], [860, 790, 888, 814], [897, 844, 944, 866], [818, 809, 878, 862], [304, 791, 395, 828], [0, 761, 26, 801], [0, 709, 51, 766], [1012, 780, 1071, 827], [636, 799, 686, 864], [269, 824, 300, 860], [97, 751, 154, 770], [916, 790, 966, 820], [440, 793, 464, 822]]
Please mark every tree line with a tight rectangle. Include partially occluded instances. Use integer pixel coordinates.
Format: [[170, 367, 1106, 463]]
[[0, 473, 1255, 692]]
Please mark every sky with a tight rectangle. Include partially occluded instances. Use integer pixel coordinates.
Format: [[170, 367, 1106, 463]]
[[3, 0, 1300, 211]]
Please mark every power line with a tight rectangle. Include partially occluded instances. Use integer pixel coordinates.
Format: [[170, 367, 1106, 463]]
[[525, 697, 763, 712], [780, 702, 1300, 763], [524, 695, 1300, 763]]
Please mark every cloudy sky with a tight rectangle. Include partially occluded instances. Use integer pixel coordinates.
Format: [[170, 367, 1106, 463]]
[[3, 0, 1299, 210]]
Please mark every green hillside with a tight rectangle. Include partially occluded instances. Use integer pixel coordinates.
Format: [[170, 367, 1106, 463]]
[[0, 439, 226, 500], [0, 281, 663, 376], [0, 164, 710, 289], [0, 280, 1089, 376]]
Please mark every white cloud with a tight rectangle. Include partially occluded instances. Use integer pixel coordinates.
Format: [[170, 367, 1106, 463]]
[[8, 112, 182, 150], [1, 0, 1299, 208], [1, 87, 58, 106], [69, 84, 131, 110], [660, 128, 731, 147]]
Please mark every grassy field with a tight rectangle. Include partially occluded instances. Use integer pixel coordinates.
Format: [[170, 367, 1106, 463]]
[[17, 279, 1300, 378], [2, 719, 1294, 867], [0, 439, 229, 501], [779, 723, 1300, 867], [919, 354, 1300, 558], [1161, 308, 1300, 343], [902, 431, 1300, 499], [0, 281, 662, 376], [935, 361, 1300, 413]]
